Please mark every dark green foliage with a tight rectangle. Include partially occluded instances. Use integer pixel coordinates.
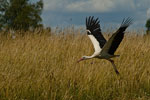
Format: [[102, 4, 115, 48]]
[[0, 0, 43, 31], [0, 0, 9, 30], [146, 19, 150, 34], [146, 19, 150, 31]]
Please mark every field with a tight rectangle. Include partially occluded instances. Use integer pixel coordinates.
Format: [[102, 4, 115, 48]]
[[0, 28, 150, 100]]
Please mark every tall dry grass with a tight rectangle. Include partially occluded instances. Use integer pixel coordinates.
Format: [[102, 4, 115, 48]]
[[0, 28, 150, 100]]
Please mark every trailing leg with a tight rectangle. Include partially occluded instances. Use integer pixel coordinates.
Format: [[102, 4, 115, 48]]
[[108, 59, 120, 75]]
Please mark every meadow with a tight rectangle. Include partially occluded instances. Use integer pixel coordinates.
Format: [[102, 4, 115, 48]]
[[0, 28, 150, 100]]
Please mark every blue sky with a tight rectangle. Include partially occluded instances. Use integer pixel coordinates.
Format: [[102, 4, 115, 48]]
[[41, 0, 150, 29]]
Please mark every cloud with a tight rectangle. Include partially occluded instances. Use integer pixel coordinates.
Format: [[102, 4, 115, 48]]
[[66, 0, 135, 13], [43, 0, 68, 11], [66, 0, 114, 13], [135, 0, 150, 9], [42, 0, 150, 29], [147, 8, 150, 18], [43, 0, 136, 13]]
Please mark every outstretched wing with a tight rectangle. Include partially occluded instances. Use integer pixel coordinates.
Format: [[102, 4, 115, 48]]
[[86, 16, 107, 54], [101, 17, 133, 55]]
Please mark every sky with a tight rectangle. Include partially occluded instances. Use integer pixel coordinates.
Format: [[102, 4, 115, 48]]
[[41, 0, 150, 30]]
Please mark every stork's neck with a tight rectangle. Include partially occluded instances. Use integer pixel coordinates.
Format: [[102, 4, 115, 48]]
[[84, 55, 95, 59], [85, 56, 92, 59]]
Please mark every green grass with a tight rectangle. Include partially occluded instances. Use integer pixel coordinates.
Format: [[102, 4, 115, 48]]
[[0, 29, 150, 100]]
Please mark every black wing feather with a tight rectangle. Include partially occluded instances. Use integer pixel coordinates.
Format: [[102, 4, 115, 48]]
[[108, 17, 133, 55], [86, 16, 107, 48], [92, 24, 107, 48]]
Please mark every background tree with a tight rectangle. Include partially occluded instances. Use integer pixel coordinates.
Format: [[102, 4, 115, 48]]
[[0, 0, 9, 30], [145, 18, 150, 34], [0, 0, 43, 31]]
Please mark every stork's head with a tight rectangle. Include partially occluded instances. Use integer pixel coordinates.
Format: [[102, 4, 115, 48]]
[[77, 56, 88, 63]]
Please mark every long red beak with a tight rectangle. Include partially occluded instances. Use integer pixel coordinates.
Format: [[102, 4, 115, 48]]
[[77, 58, 83, 63]]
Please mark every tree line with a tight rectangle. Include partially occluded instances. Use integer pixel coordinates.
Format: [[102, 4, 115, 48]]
[[0, 0, 43, 31]]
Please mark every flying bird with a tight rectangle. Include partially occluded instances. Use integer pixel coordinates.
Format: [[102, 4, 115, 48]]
[[77, 16, 132, 75]]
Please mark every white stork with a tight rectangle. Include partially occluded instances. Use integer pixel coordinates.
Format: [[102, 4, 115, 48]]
[[77, 16, 132, 75]]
